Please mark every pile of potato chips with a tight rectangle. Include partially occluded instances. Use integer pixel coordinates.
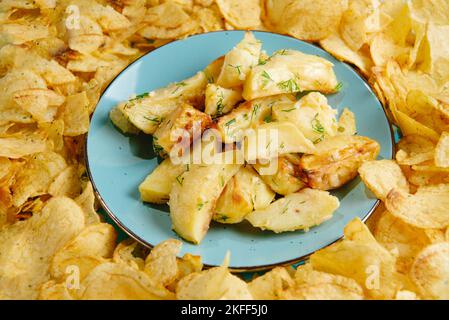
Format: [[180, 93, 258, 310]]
[[0, 0, 448, 300]]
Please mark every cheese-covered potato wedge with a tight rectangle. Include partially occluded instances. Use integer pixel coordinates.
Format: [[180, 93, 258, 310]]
[[217, 32, 262, 88], [139, 159, 189, 204], [216, 94, 295, 143], [169, 163, 242, 244], [299, 136, 380, 190], [336, 108, 357, 136], [272, 92, 338, 143], [153, 103, 212, 155], [253, 155, 305, 196], [243, 49, 339, 100], [109, 105, 140, 134], [118, 71, 208, 134], [246, 188, 340, 233], [243, 122, 316, 162], [213, 166, 275, 224], [205, 84, 242, 117]]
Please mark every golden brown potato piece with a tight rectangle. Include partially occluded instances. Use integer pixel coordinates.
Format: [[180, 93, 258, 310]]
[[253, 155, 305, 196], [153, 103, 212, 155], [299, 136, 380, 190]]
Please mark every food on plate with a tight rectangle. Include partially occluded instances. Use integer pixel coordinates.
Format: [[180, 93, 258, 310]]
[[299, 136, 380, 190], [110, 33, 376, 243], [245, 188, 340, 233], [2, 0, 448, 300]]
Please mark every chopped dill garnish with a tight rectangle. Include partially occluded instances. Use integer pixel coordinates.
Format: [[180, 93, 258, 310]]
[[277, 78, 300, 93], [311, 113, 325, 134], [228, 64, 242, 75], [172, 81, 187, 94], [335, 82, 343, 92]]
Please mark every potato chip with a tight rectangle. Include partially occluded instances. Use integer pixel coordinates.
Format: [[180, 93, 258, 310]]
[[60, 91, 90, 136], [320, 33, 374, 76], [176, 266, 253, 300], [78, 262, 173, 300], [192, 5, 225, 32], [216, 0, 261, 29], [374, 211, 436, 273], [395, 110, 440, 142], [409, 0, 449, 25], [266, 0, 347, 41], [67, 15, 104, 55], [282, 264, 364, 300], [0, 197, 85, 299], [0, 22, 49, 45], [113, 239, 148, 270], [386, 184, 449, 229], [144, 239, 182, 288], [358, 160, 409, 200], [11, 152, 67, 206], [248, 267, 294, 300], [396, 134, 436, 166], [435, 132, 449, 168], [310, 218, 403, 299], [395, 290, 420, 300], [419, 24, 449, 84], [410, 242, 449, 299], [48, 165, 82, 198], [38, 280, 74, 300], [370, 33, 409, 68], [50, 223, 116, 281], [0, 129, 47, 159], [75, 182, 101, 225]]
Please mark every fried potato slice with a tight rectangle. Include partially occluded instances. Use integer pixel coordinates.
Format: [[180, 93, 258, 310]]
[[358, 160, 409, 200], [320, 33, 373, 76], [144, 239, 181, 289], [112, 239, 148, 271], [0, 197, 85, 299], [169, 163, 242, 243], [0, 130, 48, 159], [248, 267, 294, 300], [435, 132, 449, 168], [396, 135, 436, 166], [66, 15, 104, 54], [216, 0, 261, 29], [246, 188, 339, 233], [410, 242, 449, 299], [50, 223, 116, 281], [38, 280, 74, 300], [75, 182, 101, 225], [243, 122, 316, 162], [310, 218, 403, 299], [13, 88, 65, 123], [48, 165, 82, 198], [213, 166, 275, 224], [266, 0, 348, 41], [282, 264, 364, 300], [217, 32, 261, 88], [386, 184, 449, 229], [176, 266, 253, 300], [374, 211, 440, 273], [253, 155, 305, 196], [78, 262, 173, 300], [11, 152, 67, 207], [0, 22, 49, 45], [299, 135, 380, 190], [243, 49, 338, 100], [272, 92, 338, 143]]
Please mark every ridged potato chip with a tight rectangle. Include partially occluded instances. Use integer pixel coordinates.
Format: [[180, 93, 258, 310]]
[[374, 211, 437, 273], [216, 0, 261, 29], [77, 262, 173, 300], [396, 134, 436, 166], [268, 0, 347, 41], [386, 184, 449, 229], [410, 242, 449, 299], [75, 182, 101, 225], [358, 160, 409, 200], [38, 281, 74, 300], [282, 264, 364, 300], [248, 267, 294, 300], [112, 239, 148, 270], [11, 152, 67, 207], [435, 132, 449, 168], [310, 218, 403, 299], [0, 197, 85, 299], [176, 266, 252, 300], [50, 223, 116, 281]]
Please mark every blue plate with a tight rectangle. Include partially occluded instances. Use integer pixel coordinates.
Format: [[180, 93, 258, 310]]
[[87, 31, 394, 270]]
